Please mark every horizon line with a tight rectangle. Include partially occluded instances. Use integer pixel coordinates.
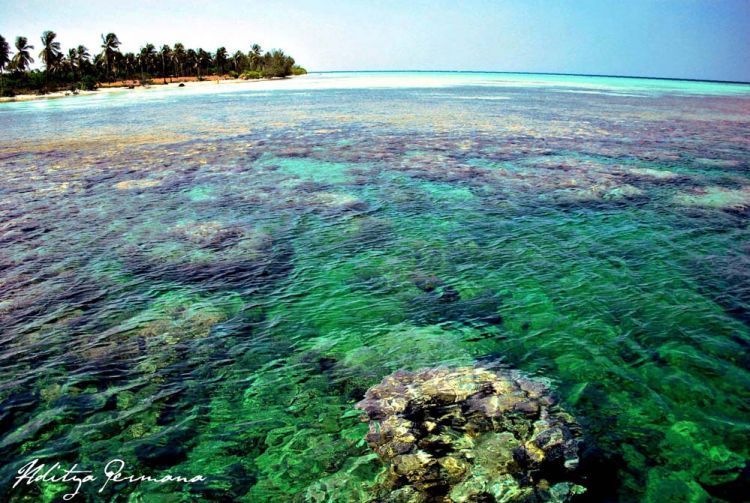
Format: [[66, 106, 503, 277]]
[[307, 69, 750, 86]]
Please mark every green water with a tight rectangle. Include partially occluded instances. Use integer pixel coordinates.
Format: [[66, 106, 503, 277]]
[[0, 72, 749, 501]]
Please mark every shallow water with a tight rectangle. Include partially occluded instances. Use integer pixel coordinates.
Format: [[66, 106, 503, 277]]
[[1, 72, 749, 501]]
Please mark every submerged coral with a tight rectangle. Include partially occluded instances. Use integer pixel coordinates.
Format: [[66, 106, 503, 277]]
[[672, 186, 750, 212], [356, 366, 585, 502], [2, 76, 750, 502]]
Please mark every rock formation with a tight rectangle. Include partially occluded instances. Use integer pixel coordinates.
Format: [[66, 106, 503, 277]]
[[355, 366, 585, 502]]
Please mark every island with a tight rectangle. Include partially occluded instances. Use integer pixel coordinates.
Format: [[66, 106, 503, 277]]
[[0, 31, 307, 98]]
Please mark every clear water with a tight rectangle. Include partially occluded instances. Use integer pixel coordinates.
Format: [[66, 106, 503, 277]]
[[1, 72, 749, 501]]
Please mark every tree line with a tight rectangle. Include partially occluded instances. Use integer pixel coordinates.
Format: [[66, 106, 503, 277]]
[[0, 31, 306, 96]]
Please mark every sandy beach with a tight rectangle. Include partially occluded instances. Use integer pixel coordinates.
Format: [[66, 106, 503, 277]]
[[0, 75, 300, 103]]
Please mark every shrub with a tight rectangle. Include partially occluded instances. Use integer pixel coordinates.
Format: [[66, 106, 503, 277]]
[[27, 71, 46, 92], [241, 70, 262, 80], [228, 70, 239, 79], [260, 49, 295, 77], [292, 66, 307, 76], [79, 75, 98, 91]]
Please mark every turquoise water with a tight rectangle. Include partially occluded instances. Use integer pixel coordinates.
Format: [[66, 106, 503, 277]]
[[1, 72, 749, 501]]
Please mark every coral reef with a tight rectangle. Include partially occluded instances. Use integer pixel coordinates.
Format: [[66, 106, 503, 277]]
[[2, 76, 749, 502], [356, 366, 585, 502]]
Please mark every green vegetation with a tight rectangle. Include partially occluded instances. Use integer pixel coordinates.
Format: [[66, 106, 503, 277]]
[[0, 31, 307, 97], [241, 70, 263, 80]]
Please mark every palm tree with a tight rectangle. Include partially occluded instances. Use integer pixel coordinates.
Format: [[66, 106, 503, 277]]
[[262, 49, 295, 78], [76, 45, 90, 63], [197, 49, 211, 78], [215, 46, 227, 75], [249, 44, 262, 71], [138, 43, 155, 81], [189, 48, 209, 79], [76, 45, 90, 77], [186, 48, 197, 77], [159, 44, 172, 83], [0, 35, 10, 94], [122, 52, 136, 80], [100, 32, 121, 81], [172, 43, 186, 77], [0, 35, 10, 72], [231, 50, 245, 73], [67, 48, 78, 80], [39, 31, 62, 74], [11, 36, 34, 73]]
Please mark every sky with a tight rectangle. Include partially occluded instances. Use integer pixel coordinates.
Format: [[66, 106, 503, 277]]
[[1, 0, 749, 82]]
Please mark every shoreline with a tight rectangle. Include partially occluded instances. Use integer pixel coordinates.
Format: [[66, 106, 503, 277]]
[[3, 72, 747, 105], [0, 75, 302, 103]]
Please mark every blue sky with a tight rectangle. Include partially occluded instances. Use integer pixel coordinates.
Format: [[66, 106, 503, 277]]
[[1, 0, 748, 81]]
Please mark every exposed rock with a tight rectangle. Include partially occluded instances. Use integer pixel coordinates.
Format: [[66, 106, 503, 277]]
[[356, 366, 585, 502]]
